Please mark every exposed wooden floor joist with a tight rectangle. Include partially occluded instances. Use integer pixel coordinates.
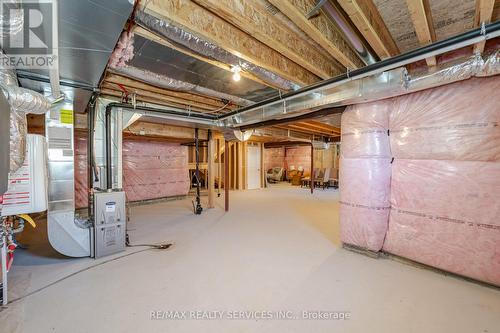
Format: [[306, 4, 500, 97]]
[[193, 0, 344, 79], [103, 73, 237, 112], [406, 0, 437, 66], [268, 0, 364, 69], [141, 0, 321, 86], [131, 25, 283, 90], [473, 0, 496, 54], [337, 0, 399, 59]]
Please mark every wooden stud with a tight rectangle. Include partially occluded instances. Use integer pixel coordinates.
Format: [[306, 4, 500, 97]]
[[237, 142, 244, 190], [193, 0, 344, 79], [142, 0, 321, 86], [224, 140, 229, 212], [268, 0, 363, 69], [208, 131, 216, 208], [260, 143, 265, 188], [310, 144, 314, 194], [473, 0, 495, 54], [337, 0, 399, 59], [406, 0, 437, 66]]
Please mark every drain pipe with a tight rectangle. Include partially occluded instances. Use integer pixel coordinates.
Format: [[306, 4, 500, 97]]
[[220, 20, 500, 120], [104, 102, 218, 191], [309, 0, 377, 65]]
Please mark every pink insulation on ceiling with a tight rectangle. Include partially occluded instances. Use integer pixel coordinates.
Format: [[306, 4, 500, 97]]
[[339, 101, 392, 251], [108, 31, 134, 68], [122, 139, 190, 202], [383, 159, 500, 285]]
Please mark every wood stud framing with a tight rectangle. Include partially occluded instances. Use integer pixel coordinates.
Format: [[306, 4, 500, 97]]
[[268, 0, 364, 69], [406, 0, 437, 66], [100, 0, 483, 141], [337, 0, 399, 59], [473, 0, 496, 54], [192, 0, 344, 79], [141, 0, 321, 86]]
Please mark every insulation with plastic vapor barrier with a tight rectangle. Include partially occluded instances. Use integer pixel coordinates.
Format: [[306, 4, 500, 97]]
[[383, 75, 500, 286], [339, 100, 392, 252], [122, 139, 190, 202]]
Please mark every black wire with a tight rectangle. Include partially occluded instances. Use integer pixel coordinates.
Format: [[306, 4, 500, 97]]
[[6, 245, 171, 305], [126, 243, 172, 250]]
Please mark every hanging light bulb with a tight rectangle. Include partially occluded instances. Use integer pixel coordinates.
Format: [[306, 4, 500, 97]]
[[231, 65, 241, 82]]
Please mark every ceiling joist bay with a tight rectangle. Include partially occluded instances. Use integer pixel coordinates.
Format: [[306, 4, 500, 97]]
[[406, 0, 437, 66], [104, 74, 234, 109], [140, 0, 321, 86], [192, 0, 344, 79], [337, 0, 399, 59], [268, 0, 364, 69], [131, 25, 283, 90], [473, 0, 496, 53]]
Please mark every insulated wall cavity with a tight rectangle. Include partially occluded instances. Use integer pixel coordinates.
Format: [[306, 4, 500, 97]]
[[74, 134, 190, 208], [384, 159, 500, 285], [122, 139, 189, 202], [339, 100, 392, 251], [384, 76, 500, 286], [390, 77, 500, 161]]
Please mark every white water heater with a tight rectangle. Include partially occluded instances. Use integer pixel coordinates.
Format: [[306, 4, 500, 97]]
[[0, 134, 48, 216]]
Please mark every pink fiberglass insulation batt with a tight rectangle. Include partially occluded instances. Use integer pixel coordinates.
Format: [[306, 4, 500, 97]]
[[74, 135, 190, 207], [339, 101, 392, 251], [390, 77, 500, 162], [383, 159, 500, 286], [74, 133, 88, 209], [108, 31, 134, 68], [122, 140, 190, 202], [340, 99, 392, 159], [339, 157, 392, 251]]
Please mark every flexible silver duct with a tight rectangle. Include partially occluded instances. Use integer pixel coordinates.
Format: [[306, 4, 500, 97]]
[[112, 65, 253, 107], [134, 10, 299, 91], [0, 51, 51, 172], [0, 0, 23, 39], [220, 51, 500, 128]]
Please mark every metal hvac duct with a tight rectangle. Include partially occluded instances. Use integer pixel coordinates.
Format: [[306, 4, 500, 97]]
[[1, 51, 52, 172], [46, 103, 92, 257], [219, 21, 500, 128]]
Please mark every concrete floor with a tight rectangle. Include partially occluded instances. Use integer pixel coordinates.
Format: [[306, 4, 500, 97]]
[[1, 184, 500, 332]]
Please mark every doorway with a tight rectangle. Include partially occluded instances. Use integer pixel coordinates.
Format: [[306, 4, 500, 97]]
[[246, 144, 261, 189]]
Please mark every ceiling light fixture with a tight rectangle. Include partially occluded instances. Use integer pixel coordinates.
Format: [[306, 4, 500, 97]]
[[231, 65, 241, 82]]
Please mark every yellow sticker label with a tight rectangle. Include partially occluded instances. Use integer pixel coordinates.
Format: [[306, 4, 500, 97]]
[[60, 109, 74, 124]]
